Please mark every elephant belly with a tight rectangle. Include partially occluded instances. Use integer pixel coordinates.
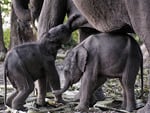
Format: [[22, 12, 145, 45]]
[[23, 54, 45, 80], [25, 60, 44, 80], [98, 50, 128, 77], [73, 0, 130, 32]]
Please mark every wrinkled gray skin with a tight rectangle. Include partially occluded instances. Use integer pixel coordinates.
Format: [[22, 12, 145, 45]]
[[38, 0, 104, 103], [71, 1, 150, 112], [38, 0, 100, 41], [12, 0, 43, 23], [54, 33, 143, 112], [4, 20, 73, 110]]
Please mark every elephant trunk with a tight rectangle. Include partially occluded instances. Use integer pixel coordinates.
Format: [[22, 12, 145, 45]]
[[53, 80, 71, 96]]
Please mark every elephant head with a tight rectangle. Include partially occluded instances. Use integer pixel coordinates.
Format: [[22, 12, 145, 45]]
[[39, 24, 72, 57], [53, 45, 88, 96], [42, 15, 81, 44], [47, 24, 72, 44], [39, 16, 78, 56]]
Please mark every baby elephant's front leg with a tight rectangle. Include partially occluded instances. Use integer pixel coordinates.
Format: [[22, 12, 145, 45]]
[[36, 77, 47, 106], [75, 71, 96, 112], [46, 63, 65, 104]]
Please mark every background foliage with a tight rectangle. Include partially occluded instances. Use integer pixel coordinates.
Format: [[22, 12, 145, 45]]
[[1, 0, 11, 48]]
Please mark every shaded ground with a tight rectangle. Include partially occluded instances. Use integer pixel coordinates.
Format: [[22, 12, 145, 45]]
[[0, 45, 149, 113]]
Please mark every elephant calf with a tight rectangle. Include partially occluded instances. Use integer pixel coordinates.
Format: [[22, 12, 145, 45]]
[[54, 33, 143, 112], [3, 18, 75, 111]]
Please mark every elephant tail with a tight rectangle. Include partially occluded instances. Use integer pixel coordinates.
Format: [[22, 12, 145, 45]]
[[138, 44, 144, 99], [4, 54, 8, 106], [129, 34, 144, 99]]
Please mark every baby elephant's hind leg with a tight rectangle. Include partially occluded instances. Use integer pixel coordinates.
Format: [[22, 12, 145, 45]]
[[6, 90, 18, 108], [121, 57, 140, 111], [11, 72, 34, 110], [6, 75, 18, 108]]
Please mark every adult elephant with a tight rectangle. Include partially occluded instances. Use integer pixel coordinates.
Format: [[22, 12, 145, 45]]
[[12, 0, 43, 22], [71, 0, 150, 112], [38, 0, 99, 41], [10, 0, 43, 48]]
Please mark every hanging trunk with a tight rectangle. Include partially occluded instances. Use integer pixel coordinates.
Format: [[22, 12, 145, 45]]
[[53, 80, 71, 96]]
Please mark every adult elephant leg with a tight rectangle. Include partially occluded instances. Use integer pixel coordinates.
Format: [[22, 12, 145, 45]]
[[30, 0, 44, 21], [9, 5, 21, 48], [0, 5, 7, 61], [125, 1, 150, 112], [9, 5, 36, 49], [12, 0, 31, 21], [38, 0, 67, 39], [125, 0, 150, 53]]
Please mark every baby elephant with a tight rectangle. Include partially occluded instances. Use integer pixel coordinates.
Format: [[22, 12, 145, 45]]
[[54, 33, 143, 112], [3, 19, 74, 111]]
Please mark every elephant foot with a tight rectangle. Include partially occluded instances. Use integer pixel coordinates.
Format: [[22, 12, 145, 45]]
[[89, 96, 97, 107], [121, 102, 126, 110], [75, 104, 88, 112], [15, 106, 28, 112], [20, 106, 28, 111], [34, 101, 53, 108], [126, 104, 136, 112], [137, 103, 150, 113], [35, 101, 47, 108], [73, 89, 105, 102], [36, 98, 46, 106], [5, 106, 27, 113]]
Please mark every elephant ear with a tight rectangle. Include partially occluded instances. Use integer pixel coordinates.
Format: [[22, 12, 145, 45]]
[[77, 46, 88, 72]]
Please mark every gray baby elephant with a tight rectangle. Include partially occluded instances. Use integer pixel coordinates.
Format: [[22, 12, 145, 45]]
[[54, 33, 143, 112], [3, 18, 74, 111]]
